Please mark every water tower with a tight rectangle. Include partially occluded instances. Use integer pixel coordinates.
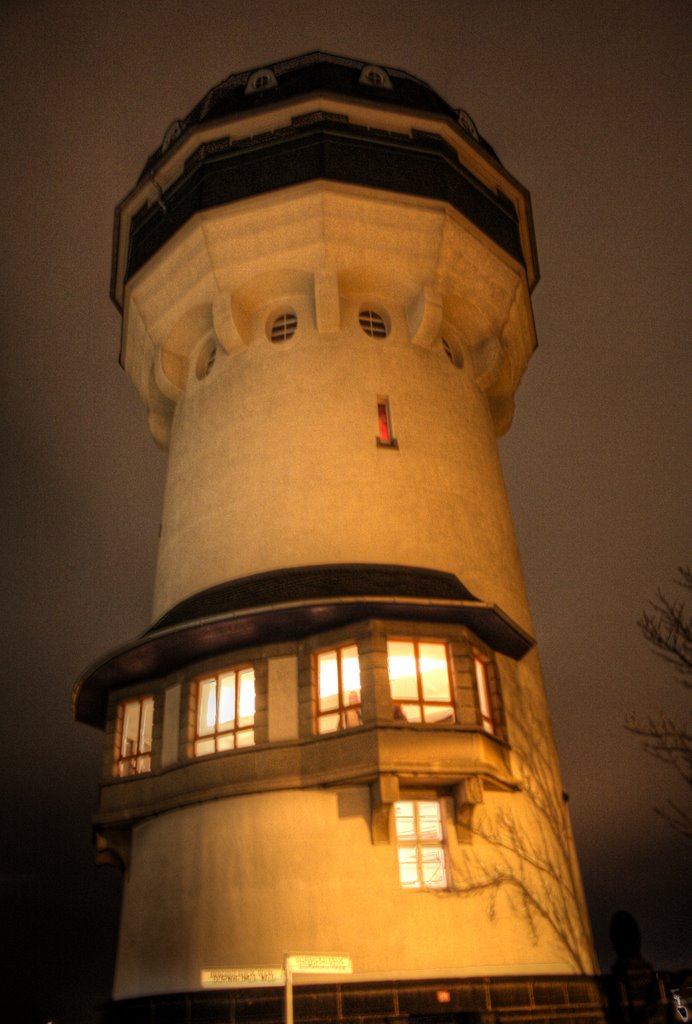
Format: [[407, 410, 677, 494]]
[[75, 52, 604, 1022]]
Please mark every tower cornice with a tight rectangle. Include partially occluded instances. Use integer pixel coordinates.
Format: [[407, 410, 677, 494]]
[[111, 54, 538, 312]]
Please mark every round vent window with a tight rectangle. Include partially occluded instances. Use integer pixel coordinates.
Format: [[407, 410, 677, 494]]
[[268, 311, 298, 343], [359, 309, 389, 338]]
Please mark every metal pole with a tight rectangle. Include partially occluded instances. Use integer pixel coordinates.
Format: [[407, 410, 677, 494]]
[[284, 955, 293, 1024]]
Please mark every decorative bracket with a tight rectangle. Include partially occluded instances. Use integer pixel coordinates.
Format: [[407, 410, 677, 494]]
[[453, 776, 484, 843], [370, 773, 400, 844], [94, 827, 131, 874]]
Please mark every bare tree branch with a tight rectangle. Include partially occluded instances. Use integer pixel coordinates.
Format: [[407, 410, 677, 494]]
[[629, 567, 692, 840], [450, 687, 595, 974], [636, 567, 692, 687]]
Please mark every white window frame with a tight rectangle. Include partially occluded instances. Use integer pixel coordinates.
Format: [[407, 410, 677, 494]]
[[394, 799, 449, 890]]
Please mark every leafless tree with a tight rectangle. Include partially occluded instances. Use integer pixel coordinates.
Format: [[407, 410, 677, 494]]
[[626, 566, 692, 840], [450, 685, 595, 974]]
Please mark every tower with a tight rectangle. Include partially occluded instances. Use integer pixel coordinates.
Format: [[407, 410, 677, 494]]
[[75, 53, 604, 1021]]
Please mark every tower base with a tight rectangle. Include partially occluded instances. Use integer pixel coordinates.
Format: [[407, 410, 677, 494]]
[[101, 975, 610, 1023]]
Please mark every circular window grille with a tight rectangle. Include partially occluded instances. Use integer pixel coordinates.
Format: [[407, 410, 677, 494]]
[[269, 311, 298, 343], [359, 310, 389, 338]]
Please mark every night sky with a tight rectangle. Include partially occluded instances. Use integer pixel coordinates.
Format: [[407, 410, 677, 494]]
[[1, 2, 690, 1022]]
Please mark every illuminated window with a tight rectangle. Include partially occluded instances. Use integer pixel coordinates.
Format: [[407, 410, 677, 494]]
[[316, 644, 362, 734], [376, 397, 397, 447], [359, 309, 389, 338], [115, 696, 154, 777], [194, 668, 255, 756], [387, 640, 454, 723], [394, 800, 448, 890], [474, 655, 495, 734], [268, 311, 297, 342]]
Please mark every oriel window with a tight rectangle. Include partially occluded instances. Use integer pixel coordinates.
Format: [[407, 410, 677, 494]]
[[115, 696, 154, 777], [474, 655, 495, 734], [194, 668, 256, 756], [387, 640, 454, 723], [316, 644, 362, 734]]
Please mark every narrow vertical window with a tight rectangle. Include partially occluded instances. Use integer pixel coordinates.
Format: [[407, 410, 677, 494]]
[[194, 667, 255, 756], [115, 696, 154, 777], [387, 640, 454, 723], [376, 397, 397, 448], [394, 800, 448, 890], [474, 655, 494, 734], [316, 644, 362, 734]]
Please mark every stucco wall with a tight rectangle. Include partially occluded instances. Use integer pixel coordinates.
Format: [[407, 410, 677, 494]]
[[113, 786, 582, 999]]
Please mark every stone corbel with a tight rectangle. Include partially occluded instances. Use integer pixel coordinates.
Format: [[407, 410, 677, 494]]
[[94, 826, 131, 874], [453, 776, 484, 843], [212, 291, 248, 354], [370, 773, 400, 844], [408, 285, 443, 349], [314, 268, 341, 335], [471, 333, 502, 390]]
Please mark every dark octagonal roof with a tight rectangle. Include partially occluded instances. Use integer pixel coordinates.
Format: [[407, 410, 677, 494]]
[[138, 51, 499, 182]]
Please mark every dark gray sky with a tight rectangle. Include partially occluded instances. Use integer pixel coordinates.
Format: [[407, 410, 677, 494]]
[[1, 2, 690, 1021]]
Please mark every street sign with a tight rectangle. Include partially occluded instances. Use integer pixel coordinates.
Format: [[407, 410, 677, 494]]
[[201, 967, 285, 988], [286, 953, 353, 975]]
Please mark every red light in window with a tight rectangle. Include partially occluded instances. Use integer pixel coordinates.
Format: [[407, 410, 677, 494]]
[[436, 990, 451, 1003], [377, 401, 391, 443]]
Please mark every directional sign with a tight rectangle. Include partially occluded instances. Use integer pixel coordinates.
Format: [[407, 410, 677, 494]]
[[286, 953, 353, 975], [201, 967, 285, 988]]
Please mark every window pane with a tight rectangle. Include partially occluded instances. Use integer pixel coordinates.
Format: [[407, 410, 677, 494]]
[[341, 645, 361, 700], [317, 712, 340, 734], [197, 679, 217, 736], [139, 697, 154, 753], [318, 651, 339, 711], [217, 733, 235, 752], [394, 801, 416, 840], [417, 801, 443, 841], [421, 847, 447, 888], [387, 641, 418, 700], [237, 669, 255, 727], [121, 702, 140, 757], [217, 673, 236, 729], [423, 704, 454, 724], [418, 643, 450, 701], [398, 704, 422, 723], [397, 847, 420, 888], [194, 737, 215, 757], [474, 657, 494, 732], [236, 728, 255, 748]]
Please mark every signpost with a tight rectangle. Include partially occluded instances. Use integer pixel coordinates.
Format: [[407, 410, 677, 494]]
[[201, 967, 285, 988], [284, 952, 352, 1024], [285, 953, 353, 975], [202, 952, 352, 1023]]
